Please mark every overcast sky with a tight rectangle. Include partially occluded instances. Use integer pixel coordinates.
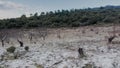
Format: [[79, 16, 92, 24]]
[[0, 0, 120, 19]]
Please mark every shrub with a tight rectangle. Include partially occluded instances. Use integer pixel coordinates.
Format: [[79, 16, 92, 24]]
[[82, 64, 93, 68], [35, 63, 44, 68], [24, 46, 29, 51], [7, 46, 16, 53], [14, 55, 18, 59], [90, 28, 94, 31], [0, 66, 4, 68], [0, 55, 4, 61]]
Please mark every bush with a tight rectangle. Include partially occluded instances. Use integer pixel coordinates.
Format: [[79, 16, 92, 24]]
[[82, 64, 93, 68], [0, 66, 4, 68], [24, 46, 29, 51], [0, 55, 4, 61], [7, 46, 16, 53], [35, 63, 44, 68]]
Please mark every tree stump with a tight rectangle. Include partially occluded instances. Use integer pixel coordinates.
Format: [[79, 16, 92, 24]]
[[78, 48, 85, 58], [108, 36, 116, 43], [1, 40, 4, 47]]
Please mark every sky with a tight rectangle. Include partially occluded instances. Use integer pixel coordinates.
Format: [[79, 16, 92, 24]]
[[0, 0, 120, 19]]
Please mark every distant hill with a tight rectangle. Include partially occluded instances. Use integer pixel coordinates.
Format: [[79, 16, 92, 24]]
[[104, 5, 120, 9], [0, 5, 120, 29]]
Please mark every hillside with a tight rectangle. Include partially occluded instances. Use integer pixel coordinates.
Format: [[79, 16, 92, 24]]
[[0, 5, 120, 29], [0, 26, 120, 68]]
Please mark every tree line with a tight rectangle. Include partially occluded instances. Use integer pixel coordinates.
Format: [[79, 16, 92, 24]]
[[0, 5, 120, 29]]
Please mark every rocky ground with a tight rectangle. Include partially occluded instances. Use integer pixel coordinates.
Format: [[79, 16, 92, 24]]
[[0, 26, 120, 68]]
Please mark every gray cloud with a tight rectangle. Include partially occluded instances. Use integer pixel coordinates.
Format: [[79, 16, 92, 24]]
[[0, 0, 25, 10], [0, 0, 28, 19], [0, 0, 36, 19]]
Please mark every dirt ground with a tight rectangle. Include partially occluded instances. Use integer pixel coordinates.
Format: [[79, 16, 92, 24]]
[[0, 26, 120, 68]]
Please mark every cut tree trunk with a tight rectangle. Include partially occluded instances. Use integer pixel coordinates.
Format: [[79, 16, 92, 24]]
[[1, 40, 4, 47], [78, 48, 85, 58]]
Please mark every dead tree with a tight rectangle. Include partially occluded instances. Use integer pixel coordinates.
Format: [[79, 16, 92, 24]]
[[29, 33, 33, 42], [78, 48, 85, 58], [38, 28, 48, 40], [107, 23, 116, 43], [41, 31, 47, 40], [1, 35, 6, 47], [15, 30, 25, 47], [57, 29, 61, 39], [28, 32, 34, 42], [0, 31, 7, 47]]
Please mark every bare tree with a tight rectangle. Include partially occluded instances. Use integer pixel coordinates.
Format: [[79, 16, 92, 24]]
[[108, 23, 117, 43], [57, 29, 61, 39], [38, 28, 48, 40], [12, 29, 25, 47], [0, 30, 7, 47], [28, 31, 34, 42], [28, 30, 38, 44], [29, 32, 33, 42]]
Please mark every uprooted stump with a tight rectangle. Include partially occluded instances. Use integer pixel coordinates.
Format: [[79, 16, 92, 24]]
[[78, 48, 85, 58], [108, 36, 116, 43], [17, 40, 23, 47]]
